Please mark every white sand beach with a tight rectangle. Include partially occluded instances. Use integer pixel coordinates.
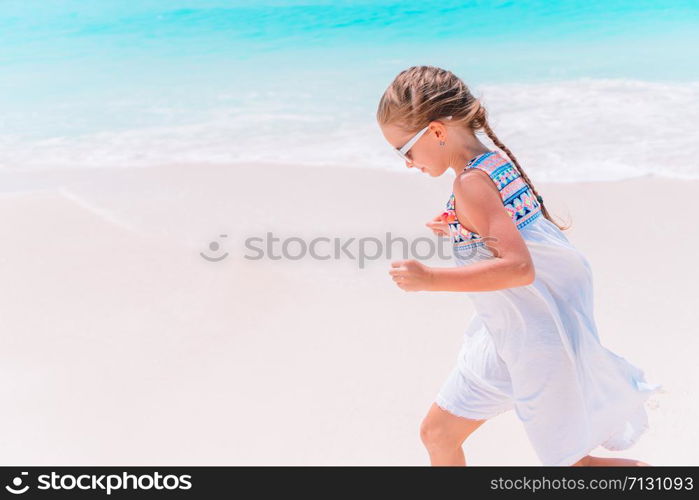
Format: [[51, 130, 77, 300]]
[[0, 163, 695, 465]]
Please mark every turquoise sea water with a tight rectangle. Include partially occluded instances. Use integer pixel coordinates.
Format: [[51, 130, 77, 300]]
[[1, 0, 698, 180]]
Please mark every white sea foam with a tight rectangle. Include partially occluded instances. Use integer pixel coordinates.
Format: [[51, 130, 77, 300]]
[[1, 78, 696, 182]]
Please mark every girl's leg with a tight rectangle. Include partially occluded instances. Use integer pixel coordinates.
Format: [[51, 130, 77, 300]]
[[419, 402, 488, 466]]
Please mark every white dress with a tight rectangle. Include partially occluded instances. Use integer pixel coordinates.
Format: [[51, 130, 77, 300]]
[[434, 150, 663, 466]]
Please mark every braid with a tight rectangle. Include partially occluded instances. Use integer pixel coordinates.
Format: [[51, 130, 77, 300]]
[[481, 109, 571, 231]]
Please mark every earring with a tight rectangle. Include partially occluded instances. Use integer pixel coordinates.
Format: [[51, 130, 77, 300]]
[[439, 141, 446, 146]]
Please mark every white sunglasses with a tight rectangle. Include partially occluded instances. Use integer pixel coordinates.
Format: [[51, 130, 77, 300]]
[[394, 115, 452, 161]]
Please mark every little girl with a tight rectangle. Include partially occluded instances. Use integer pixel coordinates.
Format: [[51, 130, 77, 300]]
[[376, 65, 663, 467]]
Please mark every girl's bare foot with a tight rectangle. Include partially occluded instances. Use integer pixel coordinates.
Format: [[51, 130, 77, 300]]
[[576, 454, 652, 466]]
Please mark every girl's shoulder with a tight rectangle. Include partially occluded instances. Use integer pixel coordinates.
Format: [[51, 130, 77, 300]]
[[452, 149, 545, 231], [462, 150, 520, 191]]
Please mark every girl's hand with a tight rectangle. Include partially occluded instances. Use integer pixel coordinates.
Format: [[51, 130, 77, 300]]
[[425, 212, 450, 237], [388, 259, 434, 292]]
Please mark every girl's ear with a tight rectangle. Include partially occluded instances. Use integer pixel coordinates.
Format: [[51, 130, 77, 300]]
[[434, 119, 450, 138]]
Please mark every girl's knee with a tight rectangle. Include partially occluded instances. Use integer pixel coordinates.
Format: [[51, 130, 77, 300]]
[[420, 403, 486, 452], [419, 417, 467, 452], [420, 419, 456, 451]]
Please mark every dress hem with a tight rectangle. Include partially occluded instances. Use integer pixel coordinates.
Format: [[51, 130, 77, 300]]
[[549, 384, 663, 466], [433, 394, 510, 422]]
